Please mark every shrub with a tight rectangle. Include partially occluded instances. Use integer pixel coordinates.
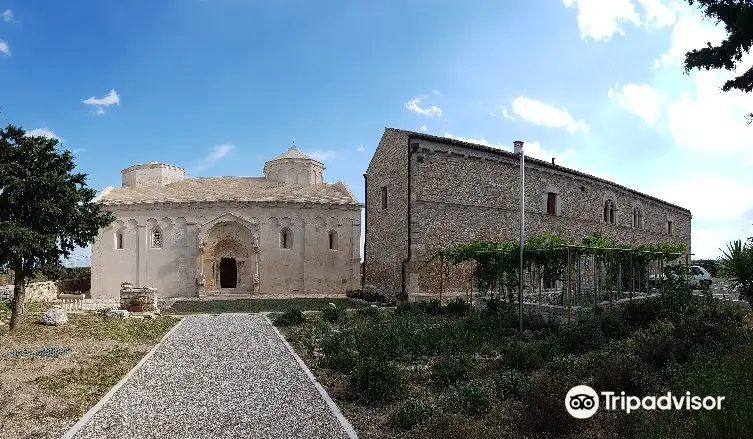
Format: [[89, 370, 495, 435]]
[[394, 302, 423, 316], [0, 299, 11, 314], [356, 305, 382, 321], [548, 354, 589, 379], [320, 333, 357, 373], [501, 340, 544, 373], [633, 319, 682, 368], [495, 368, 530, 399], [321, 304, 346, 323], [557, 313, 605, 355], [444, 297, 470, 317], [443, 380, 491, 415], [419, 299, 442, 316], [389, 399, 435, 431], [591, 340, 661, 396], [598, 310, 630, 340], [521, 371, 582, 436], [619, 297, 664, 330], [273, 308, 305, 326], [347, 359, 407, 405], [346, 289, 388, 303], [431, 356, 474, 386]]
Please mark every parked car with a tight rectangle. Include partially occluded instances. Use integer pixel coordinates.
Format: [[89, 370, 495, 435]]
[[648, 265, 712, 289]]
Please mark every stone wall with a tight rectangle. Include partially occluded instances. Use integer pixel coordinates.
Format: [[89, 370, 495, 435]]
[[364, 129, 692, 301], [363, 129, 410, 298], [91, 204, 361, 298], [0, 281, 59, 303]]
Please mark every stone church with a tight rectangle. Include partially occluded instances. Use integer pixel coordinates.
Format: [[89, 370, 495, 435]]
[[363, 128, 692, 301], [91, 144, 362, 299]]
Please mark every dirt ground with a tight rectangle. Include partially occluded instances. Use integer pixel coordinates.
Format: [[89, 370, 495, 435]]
[[0, 308, 178, 439]]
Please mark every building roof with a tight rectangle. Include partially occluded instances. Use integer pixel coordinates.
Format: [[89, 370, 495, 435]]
[[99, 177, 359, 206], [387, 128, 691, 214], [268, 145, 322, 163]]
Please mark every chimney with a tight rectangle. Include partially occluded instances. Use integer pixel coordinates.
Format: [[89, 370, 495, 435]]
[[513, 140, 524, 155], [552, 158, 555, 165]]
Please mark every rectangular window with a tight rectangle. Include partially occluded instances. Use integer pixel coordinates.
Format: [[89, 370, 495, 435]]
[[116, 232, 123, 249], [381, 186, 388, 210], [547, 193, 557, 215], [667, 220, 673, 235]]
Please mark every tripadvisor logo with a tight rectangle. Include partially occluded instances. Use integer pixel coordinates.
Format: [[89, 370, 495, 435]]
[[565, 385, 725, 419]]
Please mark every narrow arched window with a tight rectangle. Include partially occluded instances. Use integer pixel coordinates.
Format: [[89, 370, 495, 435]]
[[280, 228, 292, 249], [328, 230, 338, 250], [604, 199, 615, 225], [115, 231, 124, 249], [151, 228, 162, 249], [632, 207, 642, 229]]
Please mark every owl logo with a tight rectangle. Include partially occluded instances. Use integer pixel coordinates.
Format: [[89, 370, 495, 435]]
[[565, 385, 599, 419]]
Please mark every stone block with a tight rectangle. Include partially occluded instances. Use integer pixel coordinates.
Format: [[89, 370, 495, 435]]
[[42, 308, 68, 326]]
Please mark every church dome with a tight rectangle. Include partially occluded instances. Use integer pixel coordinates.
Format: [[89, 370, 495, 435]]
[[264, 143, 325, 185]]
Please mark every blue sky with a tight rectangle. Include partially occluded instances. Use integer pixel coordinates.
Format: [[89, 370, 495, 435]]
[[1, 0, 751, 263]]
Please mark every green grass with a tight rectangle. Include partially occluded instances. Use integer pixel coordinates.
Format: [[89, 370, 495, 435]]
[[67, 313, 180, 343], [33, 345, 146, 418], [164, 298, 368, 314]]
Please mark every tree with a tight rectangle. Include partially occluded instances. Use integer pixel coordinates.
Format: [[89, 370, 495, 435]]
[[718, 237, 753, 304], [0, 124, 115, 331], [683, 0, 753, 123]]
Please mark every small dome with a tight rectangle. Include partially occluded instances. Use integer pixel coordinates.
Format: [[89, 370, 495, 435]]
[[268, 144, 321, 162]]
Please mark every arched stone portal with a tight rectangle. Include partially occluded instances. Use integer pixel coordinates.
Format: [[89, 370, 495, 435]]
[[197, 217, 259, 295]]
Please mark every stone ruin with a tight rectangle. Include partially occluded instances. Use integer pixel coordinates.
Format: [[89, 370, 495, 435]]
[[119, 282, 159, 313]]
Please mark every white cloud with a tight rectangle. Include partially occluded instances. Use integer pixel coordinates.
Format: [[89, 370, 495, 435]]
[[25, 128, 64, 142], [562, 0, 683, 41], [561, 0, 641, 41], [443, 133, 575, 165], [496, 105, 516, 120], [405, 95, 443, 118], [608, 82, 665, 125], [356, 145, 365, 152], [432, 90, 440, 95], [511, 97, 590, 134], [420, 124, 428, 132], [0, 40, 10, 56], [307, 150, 338, 162], [196, 143, 234, 171], [654, 177, 753, 221], [1, 9, 12, 22], [82, 89, 120, 114], [653, 9, 727, 68]]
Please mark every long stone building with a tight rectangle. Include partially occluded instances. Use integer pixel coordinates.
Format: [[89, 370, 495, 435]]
[[91, 144, 362, 299], [363, 128, 692, 301]]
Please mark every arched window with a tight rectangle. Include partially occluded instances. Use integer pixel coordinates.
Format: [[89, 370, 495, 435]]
[[603, 199, 615, 225], [280, 228, 292, 249], [115, 230, 124, 249], [328, 230, 338, 250], [150, 228, 162, 249], [632, 207, 642, 229]]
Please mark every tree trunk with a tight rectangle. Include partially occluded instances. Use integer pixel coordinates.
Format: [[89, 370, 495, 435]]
[[9, 266, 26, 332]]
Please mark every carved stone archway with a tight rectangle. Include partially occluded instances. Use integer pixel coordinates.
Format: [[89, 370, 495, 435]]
[[196, 215, 259, 295]]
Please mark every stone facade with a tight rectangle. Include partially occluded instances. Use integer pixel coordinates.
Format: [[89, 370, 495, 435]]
[[364, 129, 692, 300], [91, 145, 362, 299]]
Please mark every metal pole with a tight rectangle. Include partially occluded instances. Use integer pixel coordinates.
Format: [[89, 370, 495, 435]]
[[517, 141, 525, 335], [439, 254, 444, 306]]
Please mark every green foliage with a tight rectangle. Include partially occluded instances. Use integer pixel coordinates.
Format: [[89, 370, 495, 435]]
[[430, 356, 474, 386], [320, 331, 357, 373], [500, 340, 546, 372], [418, 298, 442, 316], [273, 308, 305, 326], [718, 238, 753, 304], [443, 380, 491, 415], [393, 302, 423, 316], [590, 339, 662, 397], [521, 372, 582, 436], [693, 259, 720, 277], [495, 368, 530, 399], [355, 305, 382, 321], [434, 232, 687, 294], [557, 313, 605, 355], [548, 354, 590, 379], [0, 124, 115, 282], [347, 359, 407, 405], [321, 304, 346, 323], [346, 289, 387, 303], [443, 297, 470, 316], [0, 299, 11, 314], [389, 399, 435, 431]]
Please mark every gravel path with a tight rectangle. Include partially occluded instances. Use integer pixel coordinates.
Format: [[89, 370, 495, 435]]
[[68, 314, 353, 439]]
